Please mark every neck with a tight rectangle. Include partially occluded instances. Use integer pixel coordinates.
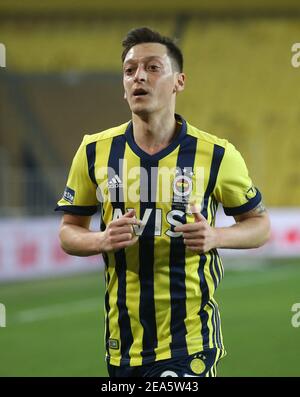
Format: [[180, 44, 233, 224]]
[[131, 109, 179, 155]]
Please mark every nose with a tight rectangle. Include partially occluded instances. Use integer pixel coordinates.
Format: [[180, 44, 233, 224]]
[[133, 65, 147, 83]]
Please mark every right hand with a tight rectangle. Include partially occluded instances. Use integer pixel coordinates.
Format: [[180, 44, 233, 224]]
[[100, 209, 141, 253]]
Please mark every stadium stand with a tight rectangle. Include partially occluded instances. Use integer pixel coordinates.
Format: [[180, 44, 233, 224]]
[[179, 18, 300, 206], [0, 2, 300, 214]]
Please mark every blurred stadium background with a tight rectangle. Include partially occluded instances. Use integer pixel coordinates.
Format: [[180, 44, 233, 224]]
[[0, 0, 300, 377]]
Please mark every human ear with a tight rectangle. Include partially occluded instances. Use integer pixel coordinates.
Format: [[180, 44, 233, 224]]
[[175, 73, 185, 93]]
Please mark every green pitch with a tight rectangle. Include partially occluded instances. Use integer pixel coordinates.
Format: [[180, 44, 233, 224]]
[[0, 259, 299, 377]]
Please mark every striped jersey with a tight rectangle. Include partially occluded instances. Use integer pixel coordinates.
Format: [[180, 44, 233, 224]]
[[56, 114, 262, 366]]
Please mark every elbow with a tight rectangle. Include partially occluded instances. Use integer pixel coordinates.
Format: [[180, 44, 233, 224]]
[[59, 228, 74, 256], [60, 238, 79, 256], [264, 224, 272, 245], [255, 217, 272, 248], [60, 241, 73, 256], [255, 233, 270, 249]]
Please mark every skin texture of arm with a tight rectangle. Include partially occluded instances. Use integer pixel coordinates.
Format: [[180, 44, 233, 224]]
[[59, 209, 140, 256], [174, 202, 271, 254], [217, 202, 271, 249], [60, 203, 270, 257]]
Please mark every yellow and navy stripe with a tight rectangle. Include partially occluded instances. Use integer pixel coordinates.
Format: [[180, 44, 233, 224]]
[[55, 114, 262, 366], [169, 133, 197, 358], [139, 155, 159, 364], [107, 134, 134, 363]]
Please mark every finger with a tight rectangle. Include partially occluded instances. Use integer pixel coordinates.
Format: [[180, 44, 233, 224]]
[[111, 233, 133, 243], [114, 217, 141, 226], [186, 246, 202, 253], [184, 238, 201, 245], [121, 209, 142, 225], [189, 203, 206, 223], [109, 225, 133, 236], [174, 223, 201, 232], [183, 233, 205, 240], [182, 228, 207, 237], [123, 209, 143, 228], [192, 210, 206, 223], [113, 236, 139, 250], [123, 209, 136, 218], [131, 235, 139, 244]]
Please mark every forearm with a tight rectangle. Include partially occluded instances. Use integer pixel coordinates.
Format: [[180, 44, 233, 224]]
[[59, 224, 103, 256], [215, 215, 271, 249]]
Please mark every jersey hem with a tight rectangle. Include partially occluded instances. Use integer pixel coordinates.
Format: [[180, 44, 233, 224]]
[[106, 344, 225, 367]]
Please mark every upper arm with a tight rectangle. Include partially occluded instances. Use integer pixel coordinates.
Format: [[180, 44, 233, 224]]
[[213, 142, 262, 216], [55, 136, 99, 217], [61, 213, 92, 230], [233, 201, 269, 223]]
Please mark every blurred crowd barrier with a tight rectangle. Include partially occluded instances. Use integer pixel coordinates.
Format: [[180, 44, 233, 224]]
[[0, 209, 299, 282], [0, 217, 103, 282]]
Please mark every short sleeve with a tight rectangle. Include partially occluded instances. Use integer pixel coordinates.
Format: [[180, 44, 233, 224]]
[[55, 136, 99, 215], [214, 142, 262, 216]]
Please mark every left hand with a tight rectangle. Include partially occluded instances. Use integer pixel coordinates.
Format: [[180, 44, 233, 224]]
[[174, 208, 219, 254]]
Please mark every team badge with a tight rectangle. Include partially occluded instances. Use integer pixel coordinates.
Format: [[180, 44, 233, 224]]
[[172, 168, 194, 211], [245, 186, 257, 200], [108, 339, 119, 350], [63, 186, 75, 204], [190, 358, 206, 375]]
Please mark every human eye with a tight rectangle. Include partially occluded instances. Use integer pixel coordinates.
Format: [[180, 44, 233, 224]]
[[124, 65, 134, 75], [147, 63, 161, 72]]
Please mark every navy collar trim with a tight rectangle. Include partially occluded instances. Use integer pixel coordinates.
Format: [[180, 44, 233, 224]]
[[124, 114, 187, 162]]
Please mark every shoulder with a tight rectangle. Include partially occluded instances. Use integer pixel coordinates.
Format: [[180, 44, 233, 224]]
[[80, 121, 130, 146], [186, 122, 242, 160], [186, 121, 230, 150]]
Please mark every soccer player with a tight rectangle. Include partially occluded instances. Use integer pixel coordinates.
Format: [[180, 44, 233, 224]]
[[56, 27, 270, 377]]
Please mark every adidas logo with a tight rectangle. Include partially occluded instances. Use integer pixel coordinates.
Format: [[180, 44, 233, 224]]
[[108, 174, 123, 189]]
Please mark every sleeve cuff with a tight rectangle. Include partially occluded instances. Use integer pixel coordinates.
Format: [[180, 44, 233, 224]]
[[223, 189, 262, 216], [54, 205, 98, 216]]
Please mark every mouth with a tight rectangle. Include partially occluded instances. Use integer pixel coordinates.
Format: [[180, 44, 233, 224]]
[[132, 88, 148, 97]]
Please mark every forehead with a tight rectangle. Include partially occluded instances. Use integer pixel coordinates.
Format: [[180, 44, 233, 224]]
[[123, 42, 170, 64]]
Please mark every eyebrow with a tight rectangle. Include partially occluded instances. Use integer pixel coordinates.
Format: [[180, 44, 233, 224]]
[[123, 55, 164, 66]]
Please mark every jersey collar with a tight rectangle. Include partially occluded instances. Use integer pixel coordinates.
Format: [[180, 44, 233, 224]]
[[124, 114, 187, 162]]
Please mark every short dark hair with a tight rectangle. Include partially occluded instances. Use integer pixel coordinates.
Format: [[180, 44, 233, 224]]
[[122, 27, 183, 72]]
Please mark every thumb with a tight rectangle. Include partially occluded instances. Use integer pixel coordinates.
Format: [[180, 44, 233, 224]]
[[190, 204, 206, 223], [124, 209, 142, 225], [193, 211, 206, 223], [124, 209, 136, 218]]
